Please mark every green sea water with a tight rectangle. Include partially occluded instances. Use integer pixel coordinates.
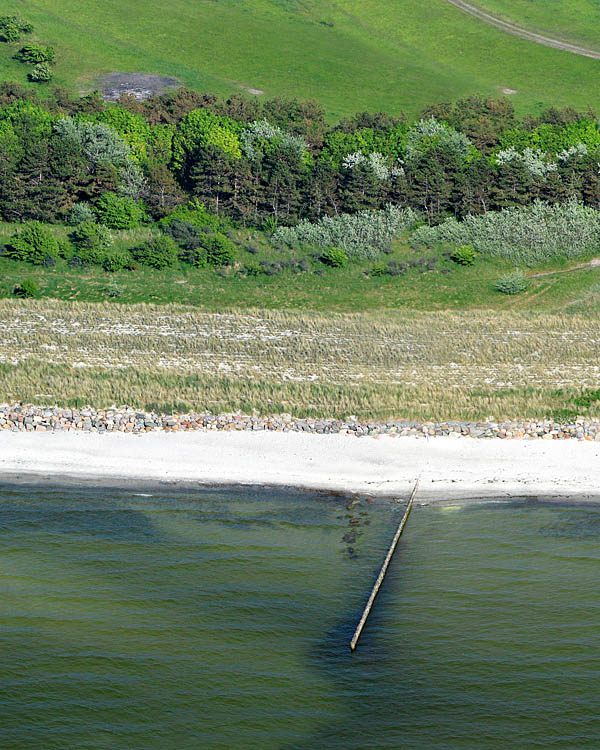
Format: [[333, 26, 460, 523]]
[[1, 485, 599, 749]]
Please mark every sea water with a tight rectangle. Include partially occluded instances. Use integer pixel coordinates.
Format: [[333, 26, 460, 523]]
[[0, 484, 599, 749]]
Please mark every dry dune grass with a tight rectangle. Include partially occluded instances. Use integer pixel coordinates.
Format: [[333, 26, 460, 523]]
[[2, 300, 599, 420]]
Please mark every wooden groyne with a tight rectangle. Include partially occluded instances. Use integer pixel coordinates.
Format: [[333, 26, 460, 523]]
[[349, 478, 419, 652]]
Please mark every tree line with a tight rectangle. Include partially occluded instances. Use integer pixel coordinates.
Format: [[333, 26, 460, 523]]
[[1, 80, 600, 231]]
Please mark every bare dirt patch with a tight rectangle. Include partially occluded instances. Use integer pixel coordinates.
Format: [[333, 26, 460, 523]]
[[99, 72, 181, 101]]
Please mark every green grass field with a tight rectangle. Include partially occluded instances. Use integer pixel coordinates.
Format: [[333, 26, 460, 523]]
[[469, 0, 600, 50], [2, 0, 600, 119], [3, 250, 600, 313]]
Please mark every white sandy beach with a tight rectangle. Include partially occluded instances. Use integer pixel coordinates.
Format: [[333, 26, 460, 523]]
[[0, 431, 599, 502]]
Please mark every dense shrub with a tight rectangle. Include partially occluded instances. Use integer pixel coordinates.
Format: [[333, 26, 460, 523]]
[[405, 117, 472, 160], [102, 251, 131, 272], [12, 278, 39, 298], [240, 119, 309, 162], [450, 244, 477, 266], [164, 218, 206, 250], [243, 262, 262, 276], [132, 235, 178, 269], [28, 63, 52, 82], [204, 233, 236, 266], [179, 246, 207, 267], [67, 202, 95, 226], [320, 246, 347, 268], [172, 109, 242, 168], [370, 259, 407, 277], [95, 192, 144, 229], [54, 118, 131, 169], [0, 16, 33, 42], [70, 221, 113, 264], [272, 205, 419, 259], [159, 201, 224, 232], [495, 269, 529, 294], [411, 200, 600, 265], [5, 222, 59, 265], [57, 237, 75, 259], [14, 43, 55, 64]]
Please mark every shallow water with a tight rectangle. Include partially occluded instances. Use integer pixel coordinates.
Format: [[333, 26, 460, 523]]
[[1, 485, 599, 749]]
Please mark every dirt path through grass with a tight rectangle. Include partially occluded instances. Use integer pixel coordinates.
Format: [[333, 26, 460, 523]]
[[528, 259, 600, 278], [445, 0, 600, 59]]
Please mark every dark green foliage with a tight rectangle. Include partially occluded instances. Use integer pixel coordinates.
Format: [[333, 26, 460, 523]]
[[5, 222, 59, 265], [495, 269, 529, 294], [164, 219, 205, 249], [132, 235, 178, 268], [14, 43, 55, 64], [450, 244, 477, 266], [4, 85, 600, 288], [370, 259, 407, 276], [244, 262, 262, 276], [0, 15, 33, 43], [320, 246, 348, 268], [204, 233, 235, 266], [144, 161, 185, 218], [95, 192, 144, 229], [12, 278, 39, 298], [70, 221, 113, 264], [179, 245, 207, 267], [421, 95, 516, 153], [163, 219, 209, 266]]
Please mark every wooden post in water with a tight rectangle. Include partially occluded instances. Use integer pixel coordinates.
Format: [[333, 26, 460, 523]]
[[349, 478, 419, 652]]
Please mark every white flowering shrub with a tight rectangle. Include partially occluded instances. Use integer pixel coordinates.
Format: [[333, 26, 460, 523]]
[[272, 204, 419, 259], [240, 119, 308, 160], [342, 150, 403, 180], [557, 142, 589, 162], [495, 146, 558, 177], [405, 117, 472, 160], [411, 199, 600, 264], [54, 118, 131, 167]]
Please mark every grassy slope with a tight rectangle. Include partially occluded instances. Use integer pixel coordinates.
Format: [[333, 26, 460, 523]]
[[0, 0, 599, 119], [3, 253, 600, 313], [3, 217, 600, 315], [467, 0, 600, 50]]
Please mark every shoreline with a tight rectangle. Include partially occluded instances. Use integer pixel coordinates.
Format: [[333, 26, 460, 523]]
[[1, 431, 600, 504], [2, 405, 600, 440]]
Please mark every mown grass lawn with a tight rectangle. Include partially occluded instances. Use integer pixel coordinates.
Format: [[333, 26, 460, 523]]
[[1, 0, 599, 119]]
